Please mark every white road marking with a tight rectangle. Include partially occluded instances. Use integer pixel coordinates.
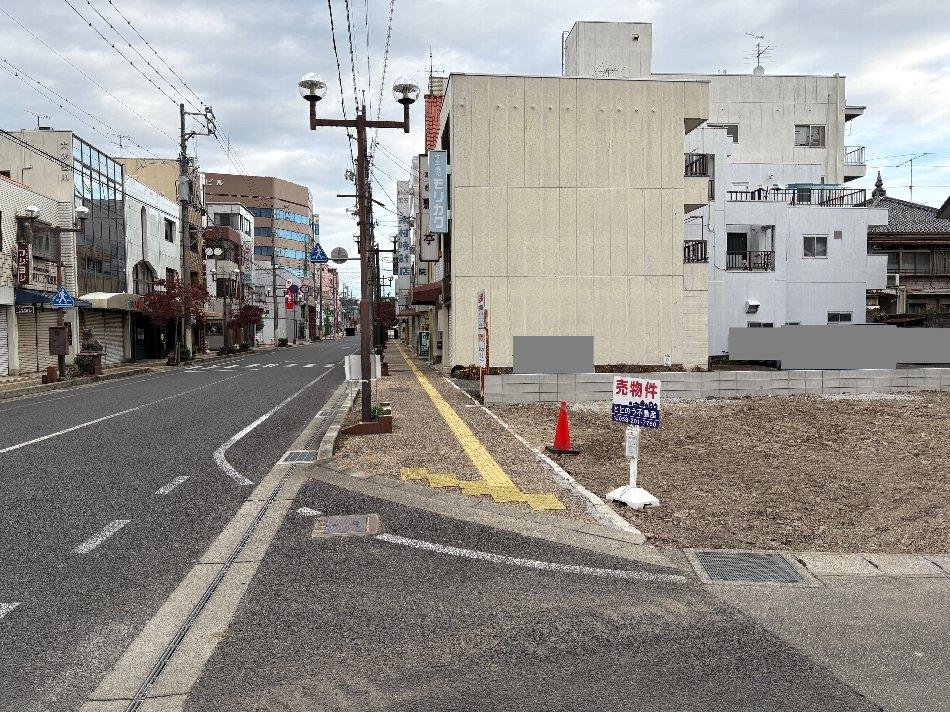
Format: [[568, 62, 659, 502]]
[[324, 364, 334, 368], [375, 533, 687, 584], [154, 476, 190, 495], [73, 519, 130, 554], [296, 507, 323, 517], [0, 375, 241, 454], [262, 364, 277, 368], [284, 363, 297, 367], [212, 368, 338, 487], [0, 602, 20, 620], [220, 365, 239, 370], [303, 363, 316, 368]]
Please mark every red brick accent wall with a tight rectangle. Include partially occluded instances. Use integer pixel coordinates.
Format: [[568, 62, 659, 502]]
[[425, 94, 444, 151]]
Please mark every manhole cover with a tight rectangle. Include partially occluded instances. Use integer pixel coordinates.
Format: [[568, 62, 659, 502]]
[[690, 550, 805, 584], [281, 451, 316, 463], [313, 514, 381, 538]]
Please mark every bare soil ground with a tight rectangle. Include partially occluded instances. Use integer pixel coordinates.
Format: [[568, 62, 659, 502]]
[[496, 393, 950, 554]]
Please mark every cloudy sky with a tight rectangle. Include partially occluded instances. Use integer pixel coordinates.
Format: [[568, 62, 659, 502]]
[[1, 0, 948, 294]]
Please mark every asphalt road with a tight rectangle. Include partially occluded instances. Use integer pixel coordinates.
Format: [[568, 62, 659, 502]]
[[0, 338, 357, 712], [185, 476, 882, 712]]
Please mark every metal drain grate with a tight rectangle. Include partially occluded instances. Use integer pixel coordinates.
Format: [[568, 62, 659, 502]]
[[313, 514, 381, 538], [281, 450, 316, 463], [692, 550, 804, 583]]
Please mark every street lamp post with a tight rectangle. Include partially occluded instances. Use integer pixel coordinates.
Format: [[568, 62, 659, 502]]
[[22, 204, 89, 379], [299, 72, 418, 424]]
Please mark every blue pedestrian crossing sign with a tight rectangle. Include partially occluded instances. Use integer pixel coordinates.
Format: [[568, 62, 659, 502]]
[[309, 244, 328, 264], [50, 286, 75, 308]]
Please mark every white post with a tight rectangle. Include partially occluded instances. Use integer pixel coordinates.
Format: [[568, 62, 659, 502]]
[[606, 424, 659, 510]]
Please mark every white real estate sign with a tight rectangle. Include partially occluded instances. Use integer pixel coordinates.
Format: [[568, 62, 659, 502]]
[[610, 376, 662, 429]]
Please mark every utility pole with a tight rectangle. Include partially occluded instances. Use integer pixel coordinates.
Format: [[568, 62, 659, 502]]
[[298, 72, 417, 425], [178, 102, 217, 361], [271, 259, 279, 344]]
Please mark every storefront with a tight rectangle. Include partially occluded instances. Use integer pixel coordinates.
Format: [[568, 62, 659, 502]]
[[79, 293, 139, 366]]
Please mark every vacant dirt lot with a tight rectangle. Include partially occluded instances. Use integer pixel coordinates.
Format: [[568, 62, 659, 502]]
[[497, 393, 950, 554]]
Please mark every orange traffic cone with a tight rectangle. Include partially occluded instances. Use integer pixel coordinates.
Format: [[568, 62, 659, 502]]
[[545, 401, 579, 455]]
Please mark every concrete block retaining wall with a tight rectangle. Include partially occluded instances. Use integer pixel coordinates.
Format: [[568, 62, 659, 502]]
[[483, 368, 950, 404]]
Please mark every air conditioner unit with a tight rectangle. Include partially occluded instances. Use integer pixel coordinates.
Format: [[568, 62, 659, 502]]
[[745, 299, 761, 314], [886, 273, 900, 287]]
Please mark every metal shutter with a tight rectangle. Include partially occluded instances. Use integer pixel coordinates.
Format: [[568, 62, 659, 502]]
[[0, 310, 8, 376], [17, 312, 38, 374], [103, 313, 125, 366]]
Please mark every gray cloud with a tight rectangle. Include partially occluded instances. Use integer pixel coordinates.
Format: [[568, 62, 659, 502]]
[[2, 0, 949, 295]]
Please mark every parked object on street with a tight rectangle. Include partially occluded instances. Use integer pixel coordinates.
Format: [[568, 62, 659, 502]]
[[606, 376, 661, 509], [545, 401, 579, 455]]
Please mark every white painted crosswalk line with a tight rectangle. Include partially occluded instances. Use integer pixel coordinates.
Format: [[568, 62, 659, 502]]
[[284, 363, 296, 367], [303, 363, 316, 368], [262, 364, 277, 368], [73, 520, 130, 554], [0, 602, 20, 620], [324, 364, 334, 368]]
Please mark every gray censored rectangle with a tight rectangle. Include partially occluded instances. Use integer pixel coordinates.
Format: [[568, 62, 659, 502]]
[[729, 326, 950, 369], [513, 336, 594, 374]]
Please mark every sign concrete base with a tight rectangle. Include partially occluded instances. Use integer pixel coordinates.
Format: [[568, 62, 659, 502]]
[[606, 484, 660, 510]]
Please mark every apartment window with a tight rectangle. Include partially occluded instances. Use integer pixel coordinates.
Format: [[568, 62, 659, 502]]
[[747, 322, 774, 328], [827, 311, 852, 324], [900, 250, 930, 275], [795, 124, 826, 147], [886, 251, 900, 272], [803, 234, 828, 258], [164, 218, 175, 242], [166, 268, 178, 285], [708, 123, 739, 142], [785, 322, 801, 326]]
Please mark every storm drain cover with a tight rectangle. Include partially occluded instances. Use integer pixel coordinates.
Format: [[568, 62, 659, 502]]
[[691, 550, 804, 584], [313, 514, 381, 538], [281, 451, 316, 463]]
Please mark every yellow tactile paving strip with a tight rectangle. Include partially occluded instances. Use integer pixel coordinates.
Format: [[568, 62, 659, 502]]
[[396, 344, 564, 512]]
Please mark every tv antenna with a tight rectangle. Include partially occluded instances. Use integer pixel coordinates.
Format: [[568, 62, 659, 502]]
[[25, 110, 49, 129], [745, 33, 772, 73], [895, 152, 930, 203]]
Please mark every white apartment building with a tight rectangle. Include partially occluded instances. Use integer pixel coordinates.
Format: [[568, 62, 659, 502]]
[[564, 21, 884, 357], [123, 176, 181, 360]]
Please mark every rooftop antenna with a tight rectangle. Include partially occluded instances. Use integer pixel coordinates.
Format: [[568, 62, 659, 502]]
[[745, 33, 771, 74], [116, 134, 131, 150], [25, 110, 49, 129], [895, 152, 930, 203]]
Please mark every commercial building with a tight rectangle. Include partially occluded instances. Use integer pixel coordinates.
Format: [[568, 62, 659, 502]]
[[122, 176, 181, 361], [205, 202, 255, 349], [0, 129, 129, 368], [413, 70, 710, 369], [0, 174, 77, 375]]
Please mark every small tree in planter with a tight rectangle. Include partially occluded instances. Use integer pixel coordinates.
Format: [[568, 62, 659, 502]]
[[140, 278, 211, 364]]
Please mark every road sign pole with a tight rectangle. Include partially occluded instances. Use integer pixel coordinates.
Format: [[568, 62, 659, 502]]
[[56, 261, 65, 379]]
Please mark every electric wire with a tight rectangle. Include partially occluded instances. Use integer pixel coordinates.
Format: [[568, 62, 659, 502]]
[[0, 5, 175, 143], [327, 0, 356, 168], [343, 0, 361, 111], [370, 0, 396, 159]]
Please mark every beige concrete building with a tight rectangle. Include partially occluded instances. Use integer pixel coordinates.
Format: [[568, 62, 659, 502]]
[[432, 72, 710, 369]]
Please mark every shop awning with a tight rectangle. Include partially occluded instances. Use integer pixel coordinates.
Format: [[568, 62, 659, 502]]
[[79, 292, 142, 311], [411, 282, 443, 305], [15, 288, 92, 308]]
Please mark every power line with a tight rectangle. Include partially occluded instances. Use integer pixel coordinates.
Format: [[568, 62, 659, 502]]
[[62, 0, 183, 108], [343, 0, 360, 111], [0, 55, 158, 156], [0, 5, 175, 143], [364, 0, 372, 120], [327, 0, 355, 168], [105, 0, 204, 106], [370, 0, 396, 158], [79, 0, 202, 114]]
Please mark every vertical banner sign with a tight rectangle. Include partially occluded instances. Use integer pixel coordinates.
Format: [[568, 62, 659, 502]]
[[611, 377, 662, 428], [284, 288, 295, 310], [396, 179, 413, 315], [428, 150, 449, 234], [16, 243, 31, 286], [476, 290, 487, 367]]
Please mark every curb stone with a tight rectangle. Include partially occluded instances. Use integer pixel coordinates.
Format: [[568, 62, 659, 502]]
[[317, 381, 359, 461], [439, 372, 647, 543]]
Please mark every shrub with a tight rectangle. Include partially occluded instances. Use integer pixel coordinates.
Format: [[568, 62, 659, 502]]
[[73, 354, 96, 376]]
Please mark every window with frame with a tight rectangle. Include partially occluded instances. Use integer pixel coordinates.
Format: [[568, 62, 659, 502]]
[[747, 321, 774, 328], [164, 218, 175, 242], [803, 234, 828, 257], [795, 124, 826, 147], [900, 250, 931, 275], [827, 311, 852, 324], [709, 123, 739, 142]]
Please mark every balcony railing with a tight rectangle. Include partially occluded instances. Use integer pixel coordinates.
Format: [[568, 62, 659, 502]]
[[728, 187, 867, 207], [727, 250, 775, 271], [684, 153, 709, 177], [683, 240, 708, 263], [844, 146, 866, 166]]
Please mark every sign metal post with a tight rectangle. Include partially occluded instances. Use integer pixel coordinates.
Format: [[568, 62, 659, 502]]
[[606, 376, 661, 509]]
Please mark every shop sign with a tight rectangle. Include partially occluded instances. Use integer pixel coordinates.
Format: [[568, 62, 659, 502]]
[[428, 150, 449, 234], [16, 243, 31, 286]]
